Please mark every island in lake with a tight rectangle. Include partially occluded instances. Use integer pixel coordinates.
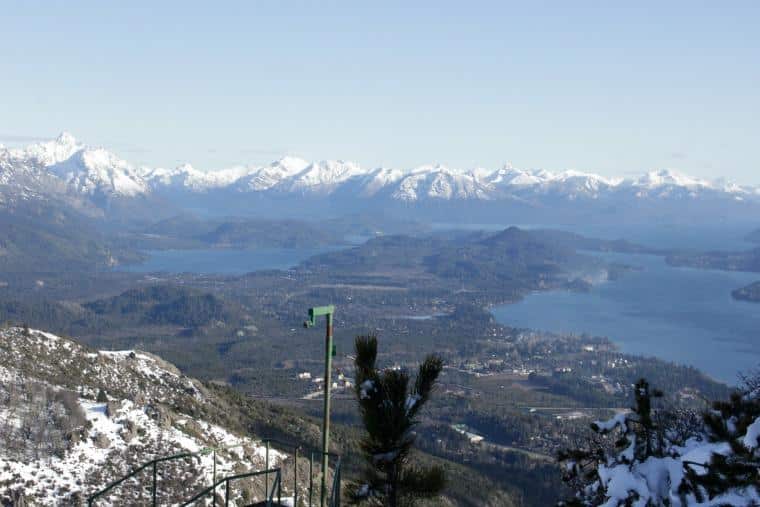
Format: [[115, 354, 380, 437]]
[[732, 281, 760, 302]]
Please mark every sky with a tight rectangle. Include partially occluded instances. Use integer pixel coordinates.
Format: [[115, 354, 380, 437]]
[[1, 1, 759, 183]]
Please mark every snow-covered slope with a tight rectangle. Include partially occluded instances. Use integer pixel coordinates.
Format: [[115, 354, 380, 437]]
[[0, 327, 304, 506]]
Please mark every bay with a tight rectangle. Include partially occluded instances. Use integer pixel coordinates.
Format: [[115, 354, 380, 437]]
[[491, 252, 760, 384]]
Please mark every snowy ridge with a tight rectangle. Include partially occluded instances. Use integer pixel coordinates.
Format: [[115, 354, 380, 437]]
[[0, 327, 294, 505], [2, 133, 759, 206]]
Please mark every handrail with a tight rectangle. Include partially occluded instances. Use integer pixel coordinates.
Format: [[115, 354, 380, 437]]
[[87, 450, 202, 506], [180, 467, 281, 506], [86, 443, 249, 506], [260, 437, 339, 506], [329, 457, 342, 507], [87, 438, 342, 506], [268, 468, 282, 506]]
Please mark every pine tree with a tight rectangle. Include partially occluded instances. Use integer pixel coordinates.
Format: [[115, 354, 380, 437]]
[[558, 379, 670, 505], [350, 335, 445, 506], [96, 388, 108, 403], [680, 372, 760, 502], [558, 377, 760, 506]]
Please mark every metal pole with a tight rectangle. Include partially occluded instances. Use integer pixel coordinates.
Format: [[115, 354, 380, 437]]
[[213, 449, 217, 507], [320, 312, 333, 507], [265, 440, 270, 499], [152, 461, 157, 507], [294, 447, 299, 507], [225, 479, 229, 507]]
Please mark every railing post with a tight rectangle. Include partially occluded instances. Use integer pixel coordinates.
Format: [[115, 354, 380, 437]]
[[265, 440, 270, 499], [212, 449, 217, 507], [294, 447, 299, 507], [152, 461, 157, 507], [225, 478, 230, 507], [278, 469, 282, 505], [309, 452, 314, 507], [336, 461, 341, 507]]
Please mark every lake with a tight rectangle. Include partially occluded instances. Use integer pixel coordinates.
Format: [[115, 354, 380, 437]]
[[116, 246, 344, 275], [491, 251, 760, 384]]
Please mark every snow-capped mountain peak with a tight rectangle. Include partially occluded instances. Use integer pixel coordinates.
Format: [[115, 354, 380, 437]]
[[237, 156, 310, 191], [17, 131, 84, 167], [2, 133, 760, 215], [635, 169, 712, 189], [48, 146, 148, 197]]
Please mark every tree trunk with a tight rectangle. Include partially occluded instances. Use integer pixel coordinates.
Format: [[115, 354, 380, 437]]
[[389, 462, 399, 507]]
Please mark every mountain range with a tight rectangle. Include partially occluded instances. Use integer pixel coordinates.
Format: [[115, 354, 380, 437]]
[[2, 133, 759, 224]]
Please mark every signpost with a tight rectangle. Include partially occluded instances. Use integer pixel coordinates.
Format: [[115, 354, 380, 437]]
[[304, 305, 335, 507]]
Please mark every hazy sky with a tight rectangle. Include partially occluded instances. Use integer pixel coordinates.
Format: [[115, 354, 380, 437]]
[[2, 1, 759, 183]]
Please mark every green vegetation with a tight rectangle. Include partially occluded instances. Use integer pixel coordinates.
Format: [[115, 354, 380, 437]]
[[350, 335, 445, 506], [84, 285, 247, 327]]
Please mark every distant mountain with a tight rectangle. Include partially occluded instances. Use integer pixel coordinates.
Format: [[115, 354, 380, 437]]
[[3, 133, 760, 224], [0, 200, 141, 272], [0, 133, 172, 223]]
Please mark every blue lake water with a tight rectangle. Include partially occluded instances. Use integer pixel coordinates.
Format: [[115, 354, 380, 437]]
[[491, 252, 760, 384], [116, 246, 344, 275]]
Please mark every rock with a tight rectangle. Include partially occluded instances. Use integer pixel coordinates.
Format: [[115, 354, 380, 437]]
[[121, 420, 137, 443], [67, 491, 84, 506], [147, 403, 173, 428], [93, 433, 111, 449], [105, 400, 121, 418], [66, 428, 83, 446], [183, 419, 202, 437], [2, 489, 27, 506]]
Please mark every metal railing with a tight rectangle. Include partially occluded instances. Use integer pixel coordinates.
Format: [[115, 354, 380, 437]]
[[260, 438, 342, 507], [261, 438, 299, 504], [86, 439, 343, 506], [87, 450, 205, 506], [180, 467, 282, 506]]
